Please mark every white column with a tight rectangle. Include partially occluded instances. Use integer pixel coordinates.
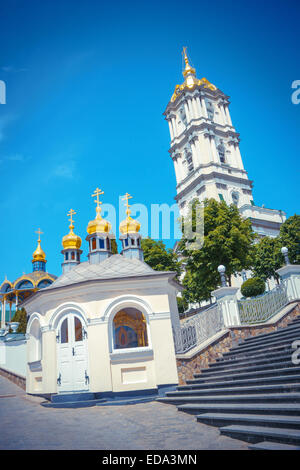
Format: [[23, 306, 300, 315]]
[[187, 99, 194, 120], [1, 300, 4, 328], [190, 139, 200, 167], [183, 101, 191, 123], [200, 96, 208, 118], [195, 96, 202, 118], [234, 144, 244, 170], [15, 292, 18, 310], [210, 137, 219, 163], [171, 117, 178, 138], [212, 287, 240, 327], [9, 302, 12, 322], [173, 158, 181, 183], [224, 105, 233, 126], [2, 298, 6, 328], [191, 98, 199, 120], [219, 104, 227, 126], [168, 119, 174, 141]]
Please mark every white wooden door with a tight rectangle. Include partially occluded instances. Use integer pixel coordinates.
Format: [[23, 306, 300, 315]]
[[57, 314, 89, 393]]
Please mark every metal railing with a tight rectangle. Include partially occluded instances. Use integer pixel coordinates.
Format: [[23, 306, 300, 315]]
[[173, 303, 224, 353], [237, 282, 288, 325]]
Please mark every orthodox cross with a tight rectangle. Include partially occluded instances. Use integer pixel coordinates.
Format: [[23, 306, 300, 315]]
[[92, 187, 104, 218], [122, 192, 132, 217], [35, 228, 43, 242], [67, 209, 76, 227]]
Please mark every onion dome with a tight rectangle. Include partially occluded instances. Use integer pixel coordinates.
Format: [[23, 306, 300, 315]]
[[87, 187, 111, 235], [170, 47, 217, 103], [32, 229, 46, 263], [119, 193, 141, 235], [62, 209, 82, 249]]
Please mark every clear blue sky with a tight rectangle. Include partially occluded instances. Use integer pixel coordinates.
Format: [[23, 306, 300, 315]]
[[0, 0, 299, 281]]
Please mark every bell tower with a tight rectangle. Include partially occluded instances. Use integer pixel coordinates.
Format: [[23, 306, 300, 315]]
[[164, 48, 285, 237]]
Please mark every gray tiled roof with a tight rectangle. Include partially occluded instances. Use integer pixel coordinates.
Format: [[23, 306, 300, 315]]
[[46, 255, 171, 289]]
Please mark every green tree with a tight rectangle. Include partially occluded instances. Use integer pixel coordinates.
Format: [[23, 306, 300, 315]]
[[141, 238, 182, 278], [11, 308, 27, 334], [279, 214, 300, 264], [252, 236, 282, 283], [180, 198, 255, 303]]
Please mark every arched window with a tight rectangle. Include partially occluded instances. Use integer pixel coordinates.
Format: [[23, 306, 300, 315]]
[[206, 101, 214, 121], [232, 191, 240, 206], [65, 252, 69, 261], [218, 144, 226, 163], [37, 279, 52, 289], [185, 149, 194, 173], [179, 107, 187, 127], [113, 308, 148, 350], [99, 239, 105, 249], [17, 280, 34, 290], [91, 238, 96, 250], [106, 239, 110, 250], [71, 251, 75, 260]]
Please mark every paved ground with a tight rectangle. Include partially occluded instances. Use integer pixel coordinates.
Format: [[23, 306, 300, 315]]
[[0, 376, 248, 450]]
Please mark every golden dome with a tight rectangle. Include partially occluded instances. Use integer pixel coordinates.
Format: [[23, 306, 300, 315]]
[[170, 47, 217, 103], [62, 209, 82, 249], [32, 238, 46, 263], [87, 187, 111, 235], [119, 192, 141, 235]]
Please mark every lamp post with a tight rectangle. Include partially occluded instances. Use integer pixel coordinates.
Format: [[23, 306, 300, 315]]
[[281, 247, 290, 265], [218, 265, 227, 287]]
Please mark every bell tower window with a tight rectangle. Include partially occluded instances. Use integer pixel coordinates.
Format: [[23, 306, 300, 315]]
[[218, 144, 226, 163]]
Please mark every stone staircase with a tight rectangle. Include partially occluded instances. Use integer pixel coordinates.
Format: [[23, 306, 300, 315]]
[[158, 316, 300, 450]]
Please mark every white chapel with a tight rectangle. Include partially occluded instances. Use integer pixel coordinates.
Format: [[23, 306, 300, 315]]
[[23, 190, 180, 397]]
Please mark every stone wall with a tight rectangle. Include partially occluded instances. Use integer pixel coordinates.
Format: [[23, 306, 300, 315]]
[[176, 302, 300, 385], [0, 367, 26, 390]]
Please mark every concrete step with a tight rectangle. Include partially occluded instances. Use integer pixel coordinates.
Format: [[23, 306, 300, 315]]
[[178, 373, 300, 391], [219, 424, 300, 445], [50, 392, 99, 403], [230, 331, 300, 351], [223, 343, 294, 359], [195, 360, 296, 378], [41, 398, 107, 408], [177, 402, 300, 416], [169, 382, 300, 397], [243, 323, 300, 343], [196, 413, 300, 430], [206, 354, 294, 373], [158, 392, 300, 406], [248, 441, 300, 450], [187, 366, 300, 385], [227, 336, 300, 356], [216, 347, 296, 364], [211, 351, 293, 369]]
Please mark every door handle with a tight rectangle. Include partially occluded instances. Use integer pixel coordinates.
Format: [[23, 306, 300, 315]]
[[57, 373, 61, 386], [72, 347, 75, 356]]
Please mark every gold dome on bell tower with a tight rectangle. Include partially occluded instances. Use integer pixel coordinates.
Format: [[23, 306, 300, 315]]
[[62, 209, 82, 249], [119, 193, 141, 235]]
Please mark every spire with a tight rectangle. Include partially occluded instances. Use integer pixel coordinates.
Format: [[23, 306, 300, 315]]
[[182, 47, 196, 78]]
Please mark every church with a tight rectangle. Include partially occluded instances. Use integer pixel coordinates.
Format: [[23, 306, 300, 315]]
[[22, 189, 181, 397], [164, 48, 286, 238]]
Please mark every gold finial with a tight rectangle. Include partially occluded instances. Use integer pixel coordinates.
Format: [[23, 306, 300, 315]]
[[92, 187, 104, 219], [67, 208, 76, 226], [122, 192, 133, 217], [182, 46, 196, 78], [35, 228, 43, 243]]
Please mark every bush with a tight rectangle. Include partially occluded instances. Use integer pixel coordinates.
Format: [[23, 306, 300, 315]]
[[241, 277, 265, 298]]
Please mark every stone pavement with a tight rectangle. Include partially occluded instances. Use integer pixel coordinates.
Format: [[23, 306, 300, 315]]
[[0, 376, 247, 450]]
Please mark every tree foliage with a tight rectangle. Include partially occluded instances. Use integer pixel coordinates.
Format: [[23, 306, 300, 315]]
[[141, 238, 182, 278], [180, 198, 255, 303], [11, 308, 27, 334], [279, 214, 300, 264], [252, 236, 282, 282]]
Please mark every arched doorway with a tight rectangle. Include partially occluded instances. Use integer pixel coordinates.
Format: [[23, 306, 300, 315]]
[[56, 313, 89, 392]]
